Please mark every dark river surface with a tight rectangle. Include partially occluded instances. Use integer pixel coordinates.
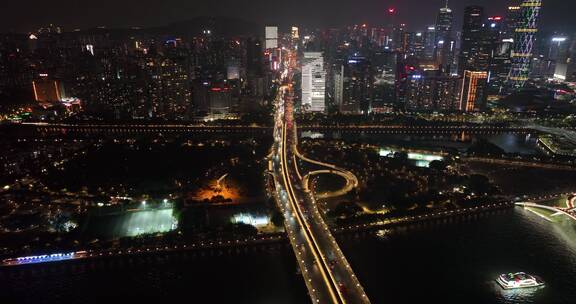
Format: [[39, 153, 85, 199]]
[[2, 208, 576, 304], [341, 208, 576, 304], [301, 131, 542, 155]]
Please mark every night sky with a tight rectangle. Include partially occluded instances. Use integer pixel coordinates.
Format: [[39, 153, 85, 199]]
[[1, 0, 575, 33]]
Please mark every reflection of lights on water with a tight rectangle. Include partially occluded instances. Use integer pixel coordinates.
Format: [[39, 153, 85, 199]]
[[492, 280, 544, 302], [521, 207, 576, 252]]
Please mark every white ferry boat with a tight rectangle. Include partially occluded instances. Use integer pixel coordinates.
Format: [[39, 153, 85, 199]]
[[496, 272, 544, 289]]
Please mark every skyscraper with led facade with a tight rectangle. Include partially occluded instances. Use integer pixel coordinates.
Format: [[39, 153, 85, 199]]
[[460, 70, 488, 112], [507, 0, 543, 90]]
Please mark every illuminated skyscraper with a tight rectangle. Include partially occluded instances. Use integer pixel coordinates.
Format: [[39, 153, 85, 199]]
[[406, 32, 426, 59], [393, 23, 407, 53], [435, 1, 454, 68], [341, 55, 373, 113], [503, 4, 522, 40], [506, 0, 543, 89], [458, 6, 490, 75], [552, 36, 576, 81], [333, 65, 344, 109], [460, 70, 488, 112], [301, 52, 326, 112], [265, 26, 278, 49], [424, 26, 437, 60], [485, 16, 509, 96], [405, 70, 460, 112], [291, 27, 300, 40]]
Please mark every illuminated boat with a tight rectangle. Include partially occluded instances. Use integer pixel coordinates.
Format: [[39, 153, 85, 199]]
[[496, 272, 544, 289], [2, 251, 87, 266]]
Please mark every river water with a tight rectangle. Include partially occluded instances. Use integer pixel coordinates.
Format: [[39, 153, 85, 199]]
[[341, 208, 576, 304], [301, 131, 542, 155], [2, 208, 575, 304]]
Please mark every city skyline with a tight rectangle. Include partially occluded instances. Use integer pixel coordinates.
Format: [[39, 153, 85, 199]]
[[2, 1, 576, 303], [1, 0, 575, 33]]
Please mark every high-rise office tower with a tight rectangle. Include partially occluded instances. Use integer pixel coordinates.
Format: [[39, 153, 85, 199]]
[[301, 52, 326, 112], [405, 70, 460, 112], [344, 55, 373, 114], [503, 4, 522, 40], [424, 26, 437, 61], [506, 0, 543, 90], [246, 37, 263, 77], [264, 26, 280, 71], [547, 36, 571, 62], [371, 51, 397, 113], [291, 27, 300, 40], [265, 26, 278, 49], [460, 70, 488, 112], [487, 4, 522, 95], [553, 36, 576, 81], [333, 65, 344, 109], [435, 1, 454, 69], [146, 54, 191, 118], [393, 23, 407, 53], [459, 6, 490, 75], [406, 32, 426, 59], [485, 16, 509, 96], [539, 35, 570, 78]]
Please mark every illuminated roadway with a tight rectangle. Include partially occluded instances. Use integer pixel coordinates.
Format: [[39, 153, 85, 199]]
[[270, 51, 370, 304], [302, 169, 358, 199]]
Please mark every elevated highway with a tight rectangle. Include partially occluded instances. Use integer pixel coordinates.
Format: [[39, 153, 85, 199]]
[[269, 50, 369, 303]]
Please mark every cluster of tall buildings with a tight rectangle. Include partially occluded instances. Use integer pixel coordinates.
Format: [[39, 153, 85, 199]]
[[295, 0, 565, 114], [2, 1, 572, 119], [0, 23, 274, 120]]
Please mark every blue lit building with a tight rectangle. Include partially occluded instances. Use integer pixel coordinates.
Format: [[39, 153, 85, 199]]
[[506, 0, 543, 90]]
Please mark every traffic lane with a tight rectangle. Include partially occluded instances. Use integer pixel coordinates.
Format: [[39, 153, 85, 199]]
[[272, 136, 337, 303], [284, 143, 368, 302], [272, 169, 334, 303]]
